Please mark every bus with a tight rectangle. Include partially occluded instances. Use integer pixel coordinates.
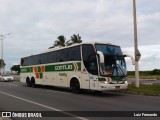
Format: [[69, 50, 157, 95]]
[[20, 42, 131, 93]]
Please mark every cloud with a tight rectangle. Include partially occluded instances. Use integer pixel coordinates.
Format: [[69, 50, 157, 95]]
[[123, 44, 160, 71], [137, 12, 160, 45], [0, 0, 159, 71]]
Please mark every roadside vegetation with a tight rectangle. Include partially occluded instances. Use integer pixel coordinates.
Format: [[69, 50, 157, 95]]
[[128, 69, 160, 80], [127, 69, 160, 95], [10, 65, 20, 74], [127, 84, 160, 95]]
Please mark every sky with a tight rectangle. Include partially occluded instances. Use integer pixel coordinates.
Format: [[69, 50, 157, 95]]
[[0, 0, 160, 71]]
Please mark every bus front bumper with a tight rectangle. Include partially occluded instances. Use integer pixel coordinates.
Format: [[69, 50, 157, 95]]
[[99, 81, 128, 91]]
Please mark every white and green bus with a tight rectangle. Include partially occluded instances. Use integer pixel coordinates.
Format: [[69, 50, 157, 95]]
[[20, 42, 130, 93]]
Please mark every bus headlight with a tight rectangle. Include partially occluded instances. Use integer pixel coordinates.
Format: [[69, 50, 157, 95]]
[[100, 81, 108, 84]]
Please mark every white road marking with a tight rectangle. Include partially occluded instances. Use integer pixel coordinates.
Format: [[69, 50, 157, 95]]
[[0, 91, 88, 120]]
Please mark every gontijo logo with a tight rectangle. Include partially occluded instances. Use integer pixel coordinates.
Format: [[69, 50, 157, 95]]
[[54, 63, 79, 71], [55, 64, 73, 71], [53, 63, 81, 71]]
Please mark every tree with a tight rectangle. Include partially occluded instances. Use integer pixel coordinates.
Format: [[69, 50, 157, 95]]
[[71, 34, 82, 43], [0, 59, 5, 68], [10, 65, 20, 74], [151, 69, 160, 75], [49, 35, 67, 49], [67, 34, 82, 46], [49, 34, 83, 49]]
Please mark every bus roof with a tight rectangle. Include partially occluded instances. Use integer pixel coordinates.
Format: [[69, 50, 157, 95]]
[[45, 42, 115, 52], [22, 42, 120, 58]]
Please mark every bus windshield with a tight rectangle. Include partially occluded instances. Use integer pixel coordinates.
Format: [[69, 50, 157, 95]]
[[95, 44, 127, 77]]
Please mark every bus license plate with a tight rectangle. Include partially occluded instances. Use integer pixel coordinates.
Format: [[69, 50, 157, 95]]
[[115, 86, 120, 89]]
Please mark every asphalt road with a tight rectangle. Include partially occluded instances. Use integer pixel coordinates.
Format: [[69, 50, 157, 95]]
[[0, 81, 160, 120]]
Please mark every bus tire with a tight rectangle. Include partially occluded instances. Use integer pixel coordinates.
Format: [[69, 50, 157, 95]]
[[30, 77, 36, 87], [70, 78, 81, 94], [26, 77, 31, 87]]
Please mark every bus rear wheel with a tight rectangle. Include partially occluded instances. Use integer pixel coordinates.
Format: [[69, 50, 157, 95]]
[[26, 77, 31, 87], [30, 77, 36, 87], [70, 79, 81, 94]]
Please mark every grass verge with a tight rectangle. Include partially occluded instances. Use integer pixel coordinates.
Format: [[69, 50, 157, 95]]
[[128, 71, 160, 80], [128, 75, 160, 80], [127, 84, 160, 96]]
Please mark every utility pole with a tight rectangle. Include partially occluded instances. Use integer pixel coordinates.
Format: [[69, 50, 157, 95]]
[[0, 33, 11, 75], [133, 0, 141, 88], [0, 34, 2, 59]]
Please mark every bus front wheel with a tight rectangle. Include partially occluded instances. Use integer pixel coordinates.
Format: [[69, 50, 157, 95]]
[[70, 79, 81, 94]]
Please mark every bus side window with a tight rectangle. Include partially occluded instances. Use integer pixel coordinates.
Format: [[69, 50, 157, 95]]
[[57, 49, 68, 62], [32, 55, 41, 65], [68, 46, 81, 61], [40, 53, 47, 64], [21, 58, 24, 66], [48, 51, 57, 63], [82, 44, 98, 75], [57, 50, 62, 62], [63, 49, 69, 62], [24, 57, 31, 66]]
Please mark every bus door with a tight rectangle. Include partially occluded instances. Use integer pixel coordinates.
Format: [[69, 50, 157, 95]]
[[89, 75, 99, 90], [81, 69, 99, 90], [81, 55, 99, 90], [81, 67, 90, 89], [82, 44, 99, 90]]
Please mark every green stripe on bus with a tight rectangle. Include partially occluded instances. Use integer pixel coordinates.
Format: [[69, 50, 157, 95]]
[[20, 67, 33, 73], [20, 62, 81, 73], [40, 73, 43, 79], [111, 77, 127, 81], [77, 62, 81, 71], [98, 78, 106, 81], [38, 66, 41, 72]]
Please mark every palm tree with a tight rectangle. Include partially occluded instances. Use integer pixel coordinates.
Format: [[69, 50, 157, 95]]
[[49, 35, 66, 49], [66, 34, 82, 46], [49, 34, 83, 49], [71, 34, 82, 44]]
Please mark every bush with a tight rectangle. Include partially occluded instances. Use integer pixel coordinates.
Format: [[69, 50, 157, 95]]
[[151, 69, 160, 75]]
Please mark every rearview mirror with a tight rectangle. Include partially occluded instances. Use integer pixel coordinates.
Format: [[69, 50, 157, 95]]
[[97, 51, 104, 64], [124, 54, 135, 65]]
